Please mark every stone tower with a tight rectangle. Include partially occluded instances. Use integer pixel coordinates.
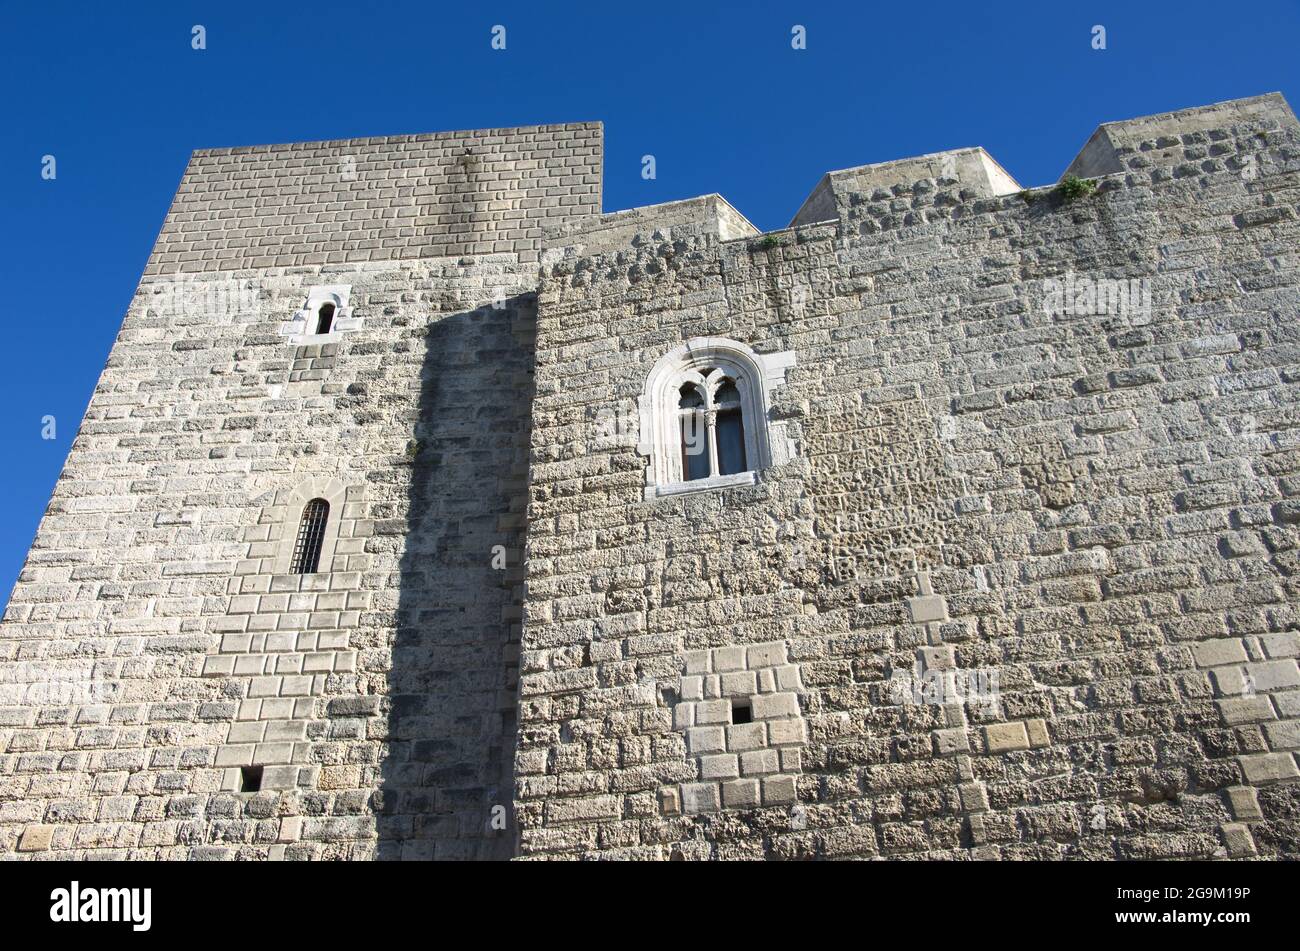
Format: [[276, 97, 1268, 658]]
[[5, 95, 1300, 860], [1, 122, 601, 859]]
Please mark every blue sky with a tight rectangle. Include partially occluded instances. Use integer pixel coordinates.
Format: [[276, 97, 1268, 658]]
[[1, 0, 1297, 606]]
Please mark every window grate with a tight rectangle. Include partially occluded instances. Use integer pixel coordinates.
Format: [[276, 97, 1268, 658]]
[[290, 498, 330, 574]]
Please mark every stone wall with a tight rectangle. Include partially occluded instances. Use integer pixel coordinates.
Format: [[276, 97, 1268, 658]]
[[145, 122, 601, 275], [0, 123, 601, 859], [517, 94, 1300, 859], [5, 94, 1300, 861]]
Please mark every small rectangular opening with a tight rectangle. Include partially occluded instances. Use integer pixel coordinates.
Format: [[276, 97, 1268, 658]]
[[732, 701, 752, 725], [240, 765, 263, 793]]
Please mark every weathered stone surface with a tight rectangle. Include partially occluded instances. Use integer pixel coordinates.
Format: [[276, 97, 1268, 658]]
[[516, 92, 1300, 861], [5, 94, 1300, 861], [0, 122, 598, 861]]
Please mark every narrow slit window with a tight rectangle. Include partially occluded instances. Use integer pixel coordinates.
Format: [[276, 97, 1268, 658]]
[[240, 765, 263, 793], [290, 498, 330, 574], [315, 302, 335, 335], [732, 700, 753, 725]]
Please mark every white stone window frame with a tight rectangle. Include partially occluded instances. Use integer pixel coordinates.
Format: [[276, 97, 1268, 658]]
[[638, 337, 796, 500], [270, 477, 350, 575], [279, 284, 359, 345]]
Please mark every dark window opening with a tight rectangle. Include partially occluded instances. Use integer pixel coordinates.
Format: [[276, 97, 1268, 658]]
[[715, 380, 747, 476], [732, 700, 753, 725], [679, 383, 709, 481], [716, 409, 747, 476], [240, 765, 263, 793], [290, 498, 329, 574], [315, 302, 335, 335]]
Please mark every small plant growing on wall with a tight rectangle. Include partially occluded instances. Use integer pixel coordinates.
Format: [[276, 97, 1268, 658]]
[[1057, 175, 1097, 203], [754, 234, 783, 252], [403, 439, 424, 464]]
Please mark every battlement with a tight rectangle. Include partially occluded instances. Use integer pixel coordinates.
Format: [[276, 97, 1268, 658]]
[[1063, 91, 1296, 179], [541, 92, 1296, 256], [790, 147, 1022, 228], [149, 93, 1296, 276]]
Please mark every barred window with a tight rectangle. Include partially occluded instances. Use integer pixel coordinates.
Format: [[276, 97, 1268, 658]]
[[290, 498, 330, 574]]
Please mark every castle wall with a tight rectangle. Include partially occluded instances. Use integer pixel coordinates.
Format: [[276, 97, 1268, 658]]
[[0, 124, 600, 858], [5, 95, 1299, 861], [517, 96, 1300, 859]]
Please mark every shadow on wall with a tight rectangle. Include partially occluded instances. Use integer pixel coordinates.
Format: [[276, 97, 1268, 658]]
[[376, 294, 536, 860]]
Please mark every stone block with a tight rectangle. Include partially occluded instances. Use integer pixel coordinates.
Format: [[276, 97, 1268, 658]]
[[934, 727, 970, 756], [686, 726, 725, 755], [1221, 823, 1257, 858], [746, 642, 787, 668], [762, 775, 797, 805], [1226, 786, 1262, 821], [767, 717, 808, 746], [773, 665, 802, 691], [681, 782, 720, 814], [1217, 696, 1276, 725], [1191, 638, 1248, 668], [752, 692, 800, 720], [720, 671, 757, 697], [722, 779, 760, 809], [1261, 632, 1300, 659], [1247, 660, 1300, 691], [740, 749, 779, 776], [958, 782, 989, 813], [659, 786, 681, 816], [680, 675, 703, 701], [713, 647, 745, 673], [1263, 719, 1300, 750], [907, 595, 948, 624], [695, 699, 730, 726], [699, 754, 739, 780], [672, 702, 696, 730], [683, 651, 711, 675], [1238, 752, 1299, 783], [725, 722, 767, 752], [985, 722, 1030, 753], [215, 745, 253, 767], [17, 825, 54, 852]]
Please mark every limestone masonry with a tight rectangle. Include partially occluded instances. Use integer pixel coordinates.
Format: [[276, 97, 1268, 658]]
[[3, 94, 1299, 860]]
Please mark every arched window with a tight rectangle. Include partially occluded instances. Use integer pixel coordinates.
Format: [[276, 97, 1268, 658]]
[[290, 498, 330, 574], [315, 302, 335, 336], [677, 373, 749, 483], [638, 337, 796, 499]]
